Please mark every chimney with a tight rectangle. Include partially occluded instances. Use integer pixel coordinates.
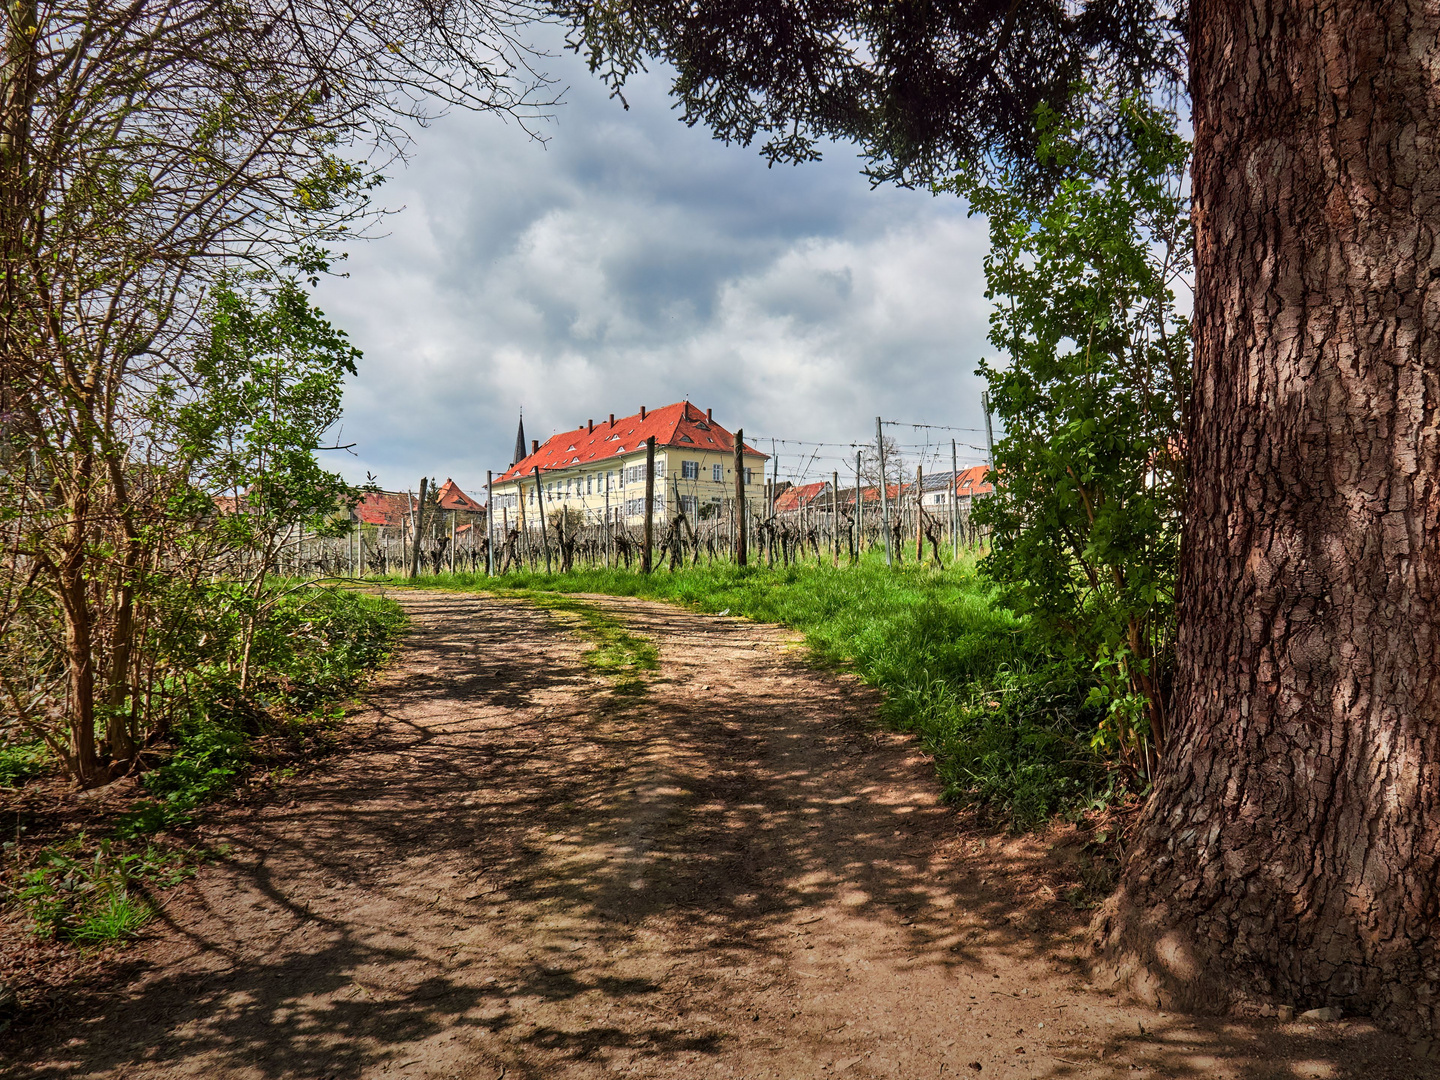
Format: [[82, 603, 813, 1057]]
[[587, 419, 594, 433], [609, 413, 615, 427], [640, 405, 647, 420], [531, 439, 539, 454], [706, 408, 712, 422]]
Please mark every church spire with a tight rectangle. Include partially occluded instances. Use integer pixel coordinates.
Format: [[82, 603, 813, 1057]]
[[512, 412, 527, 468]]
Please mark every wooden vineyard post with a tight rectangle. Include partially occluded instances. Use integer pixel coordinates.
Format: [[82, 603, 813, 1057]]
[[733, 428, 747, 567], [515, 476, 529, 569], [951, 439, 959, 560], [982, 390, 995, 469], [408, 477, 428, 580], [533, 466, 553, 574], [486, 470, 495, 576], [855, 450, 863, 562], [876, 417, 892, 566], [604, 470, 611, 567], [832, 471, 840, 567], [643, 436, 656, 574], [916, 465, 924, 561], [449, 509, 456, 574], [771, 438, 779, 568]]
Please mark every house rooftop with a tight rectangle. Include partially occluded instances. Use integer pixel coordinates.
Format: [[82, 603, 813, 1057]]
[[434, 478, 485, 513], [774, 481, 830, 512], [496, 402, 768, 483]]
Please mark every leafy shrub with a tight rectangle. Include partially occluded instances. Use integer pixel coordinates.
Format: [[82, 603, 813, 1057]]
[[0, 740, 51, 787], [11, 839, 194, 942], [111, 587, 404, 840]]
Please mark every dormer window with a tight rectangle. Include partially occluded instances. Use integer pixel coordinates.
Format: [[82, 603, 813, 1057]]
[[694, 422, 710, 431], [679, 434, 693, 443]]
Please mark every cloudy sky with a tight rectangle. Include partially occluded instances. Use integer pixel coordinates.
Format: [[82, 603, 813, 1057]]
[[315, 28, 996, 498]]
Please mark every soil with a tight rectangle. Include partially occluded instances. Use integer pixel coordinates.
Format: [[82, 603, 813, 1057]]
[[2, 588, 1435, 1079]]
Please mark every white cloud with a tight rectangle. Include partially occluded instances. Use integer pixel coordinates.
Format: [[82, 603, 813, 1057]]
[[315, 31, 996, 495]]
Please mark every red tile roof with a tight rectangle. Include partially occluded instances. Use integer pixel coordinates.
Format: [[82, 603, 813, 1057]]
[[434, 478, 485, 513], [354, 491, 416, 528], [496, 402, 767, 483], [954, 464, 994, 496], [774, 481, 830, 512]]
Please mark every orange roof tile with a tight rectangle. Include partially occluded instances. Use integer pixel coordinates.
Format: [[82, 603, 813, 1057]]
[[495, 402, 767, 484], [434, 478, 485, 513], [774, 481, 830, 512], [954, 464, 994, 496], [354, 491, 415, 528]]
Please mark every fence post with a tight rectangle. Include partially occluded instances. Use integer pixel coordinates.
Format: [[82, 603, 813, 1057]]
[[950, 439, 959, 561], [916, 465, 924, 561], [408, 477, 428, 579], [733, 428, 747, 567], [643, 436, 656, 574], [486, 471, 495, 575], [533, 466, 553, 574], [876, 417, 892, 566]]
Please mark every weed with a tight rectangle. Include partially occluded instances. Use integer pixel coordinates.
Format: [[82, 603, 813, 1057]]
[[0, 741, 51, 787], [112, 587, 405, 841], [10, 838, 196, 942]]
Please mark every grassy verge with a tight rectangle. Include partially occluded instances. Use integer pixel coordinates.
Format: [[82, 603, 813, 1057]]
[[386, 553, 1117, 829], [1, 585, 405, 944]]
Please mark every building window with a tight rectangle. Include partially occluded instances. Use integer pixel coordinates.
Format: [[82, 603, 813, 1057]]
[[744, 468, 753, 485], [681, 495, 698, 517], [682, 460, 700, 480], [712, 464, 723, 482], [586, 475, 592, 495]]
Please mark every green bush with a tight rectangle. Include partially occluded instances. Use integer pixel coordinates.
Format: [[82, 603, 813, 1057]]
[[114, 586, 405, 840]]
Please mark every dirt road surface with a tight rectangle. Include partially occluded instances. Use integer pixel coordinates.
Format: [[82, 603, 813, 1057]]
[[6, 590, 1434, 1079]]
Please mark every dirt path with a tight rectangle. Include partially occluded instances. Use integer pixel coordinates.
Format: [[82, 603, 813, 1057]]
[[6, 590, 1433, 1079]]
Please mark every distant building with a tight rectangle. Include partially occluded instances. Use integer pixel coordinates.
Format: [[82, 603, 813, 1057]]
[[917, 465, 994, 513], [493, 402, 769, 525], [773, 481, 831, 513]]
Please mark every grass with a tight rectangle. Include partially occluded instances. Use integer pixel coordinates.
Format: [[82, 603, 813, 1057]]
[[384, 550, 1115, 829], [10, 837, 198, 943], [0, 741, 51, 788]]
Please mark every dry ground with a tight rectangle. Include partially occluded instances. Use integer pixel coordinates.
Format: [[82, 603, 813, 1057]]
[[3, 589, 1434, 1080]]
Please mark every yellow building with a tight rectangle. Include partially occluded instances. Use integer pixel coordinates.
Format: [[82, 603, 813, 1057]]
[[492, 402, 769, 526]]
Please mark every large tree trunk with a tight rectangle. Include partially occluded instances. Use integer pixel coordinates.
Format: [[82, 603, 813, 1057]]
[[1096, 0, 1440, 1035]]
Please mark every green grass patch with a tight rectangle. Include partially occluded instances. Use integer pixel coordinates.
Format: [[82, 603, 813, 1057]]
[[384, 553, 1116, 829], [10, 837, 200, 943]]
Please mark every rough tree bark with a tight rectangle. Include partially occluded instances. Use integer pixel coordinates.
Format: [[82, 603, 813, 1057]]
[[1096, 0, 1440, 1035]]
